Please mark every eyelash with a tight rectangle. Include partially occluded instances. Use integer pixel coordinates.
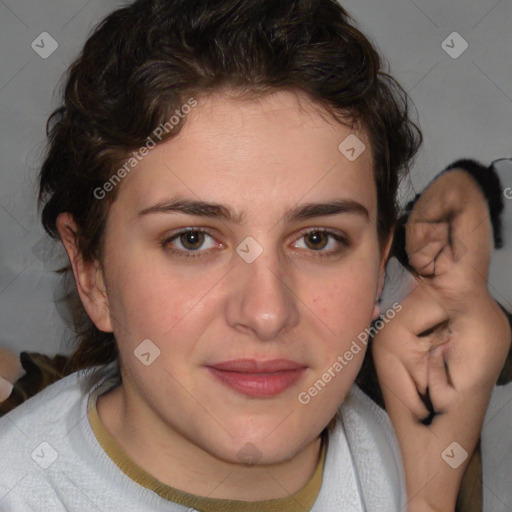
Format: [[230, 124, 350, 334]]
[[161, 227, 351, 260]]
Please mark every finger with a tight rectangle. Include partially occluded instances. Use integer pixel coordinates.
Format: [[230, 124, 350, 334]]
[[374, 347, 430, 421], [405, 220, 445, 253], [406, 222, 450, 275], [428, 344, 456, 412], [385, 290, 450, 395], [402, 348, 430, 396], [375, 328, 431, 396], [0, 375, 14, 402], [412, 188, 491, 277], [407, 243, 440, 276]]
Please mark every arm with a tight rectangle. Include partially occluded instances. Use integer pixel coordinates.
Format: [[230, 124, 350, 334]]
[[374, 168, 511, 511]]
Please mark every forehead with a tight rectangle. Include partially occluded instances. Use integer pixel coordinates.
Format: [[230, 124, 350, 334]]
[[114, 90, 376, 220]]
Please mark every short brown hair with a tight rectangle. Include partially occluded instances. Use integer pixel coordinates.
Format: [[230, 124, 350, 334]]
[[39, 0, 422, 374]]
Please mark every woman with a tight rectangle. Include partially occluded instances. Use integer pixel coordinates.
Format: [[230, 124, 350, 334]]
[[0, 1, 508, 510]]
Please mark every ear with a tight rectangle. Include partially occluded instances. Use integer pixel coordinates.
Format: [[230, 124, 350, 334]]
[[56, 213, 113, 333], [372, 233, 394, 320]]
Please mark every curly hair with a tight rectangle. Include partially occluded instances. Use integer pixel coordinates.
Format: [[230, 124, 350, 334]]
[[38, 0, 422, 375]]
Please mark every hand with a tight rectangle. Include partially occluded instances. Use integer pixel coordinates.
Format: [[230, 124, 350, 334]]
[[405, 169, 493, 290], [374, 168, 511, 511]]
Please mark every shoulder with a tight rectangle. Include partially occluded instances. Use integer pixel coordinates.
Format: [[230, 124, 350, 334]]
[[0, 367, 91, 438], [0, 365, 118, 507], [0, 370, 83, 507], [0, 361, 119, 430], [0, 368, 96, 469], [0, 363, 197, 511]]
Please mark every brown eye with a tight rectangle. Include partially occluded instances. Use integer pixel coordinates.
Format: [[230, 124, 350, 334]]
[[179, 230, 205, 250], [292, 228, 350, 258], [162, 228, 220, 259], [304, 231, 329, 250]]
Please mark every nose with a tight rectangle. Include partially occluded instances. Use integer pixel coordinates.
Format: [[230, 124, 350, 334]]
[[225, 252, 300, 341]]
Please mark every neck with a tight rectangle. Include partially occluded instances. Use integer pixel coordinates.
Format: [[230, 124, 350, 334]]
[[96, 381, 323, 501]]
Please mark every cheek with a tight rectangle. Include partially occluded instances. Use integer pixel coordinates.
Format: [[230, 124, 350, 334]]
[[300, 253, 380, 392], [296, 282, 374, 427], [103, 250, 224, 342], [301, 276, 376, 405], [307, 264, 380, 337], [309, 281, 375, 362]]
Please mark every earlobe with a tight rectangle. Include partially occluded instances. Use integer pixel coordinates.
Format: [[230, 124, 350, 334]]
[[371, 298, 382, 321], [56, 213, 113, 333]]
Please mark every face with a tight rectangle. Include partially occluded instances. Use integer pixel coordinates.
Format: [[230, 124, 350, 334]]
[[96, 90, 388, 464]]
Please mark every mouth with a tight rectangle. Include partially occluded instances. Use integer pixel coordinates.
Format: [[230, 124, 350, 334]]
[[205, 359, 307, 398]]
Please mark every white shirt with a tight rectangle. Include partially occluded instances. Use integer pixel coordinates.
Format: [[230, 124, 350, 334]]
[[0, 364, 406, 511]]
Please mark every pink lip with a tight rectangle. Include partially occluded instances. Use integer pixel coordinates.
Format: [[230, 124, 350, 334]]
[[206, 359, 307, 397]]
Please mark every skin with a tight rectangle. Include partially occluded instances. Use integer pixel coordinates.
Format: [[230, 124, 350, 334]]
[[373, 170, 511, 511], [0, 347, 24, 401], [57, 90, 389, 500]]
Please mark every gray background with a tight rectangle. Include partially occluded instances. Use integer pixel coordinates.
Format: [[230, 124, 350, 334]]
[[1, 0, 511, 356]]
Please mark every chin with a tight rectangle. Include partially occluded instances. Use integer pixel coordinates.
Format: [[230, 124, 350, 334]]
[[205, 423, 316, 467], [223, 441, 302, 466]]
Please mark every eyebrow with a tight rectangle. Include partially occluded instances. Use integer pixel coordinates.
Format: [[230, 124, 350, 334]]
[[138, 198, 369, 223]]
